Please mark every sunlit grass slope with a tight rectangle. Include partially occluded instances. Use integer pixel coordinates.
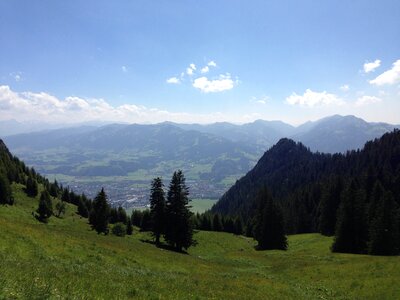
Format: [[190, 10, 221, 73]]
[[1, 184, 399, 299]]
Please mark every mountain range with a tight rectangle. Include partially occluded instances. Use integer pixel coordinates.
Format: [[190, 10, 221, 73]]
[[2, 115, 398, 207], [212, 129, 400, 236]]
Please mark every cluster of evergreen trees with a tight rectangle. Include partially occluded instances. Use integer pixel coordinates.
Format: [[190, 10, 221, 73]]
[[213, 130, 400, 255], [191, 212, 244, 235], [87, 188, 133, 236], [129, 171, 196, 252], [147, 171, 195, 251]]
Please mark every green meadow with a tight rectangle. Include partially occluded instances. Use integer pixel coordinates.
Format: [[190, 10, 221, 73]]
[[1, 184, 399, 299]]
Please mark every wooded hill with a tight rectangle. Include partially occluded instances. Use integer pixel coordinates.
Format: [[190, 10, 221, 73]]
[[212, 130, 400, 254]]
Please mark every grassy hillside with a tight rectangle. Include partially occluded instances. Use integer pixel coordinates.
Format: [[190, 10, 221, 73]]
[[1, 184, 399, 299]]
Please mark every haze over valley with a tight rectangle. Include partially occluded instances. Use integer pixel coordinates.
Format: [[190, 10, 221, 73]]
[[3, 115, 398, 208]]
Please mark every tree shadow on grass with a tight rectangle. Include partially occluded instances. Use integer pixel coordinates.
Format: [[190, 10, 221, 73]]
[[139, 239, 189, 254]]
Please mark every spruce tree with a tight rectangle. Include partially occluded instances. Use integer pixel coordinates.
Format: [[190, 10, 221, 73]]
[[332, 180, 368, 254], [318, 177, 343, 236], [149, 177, 166, 245], [212, 214, 223, 231], [0, 173, 12, 205], [90, 188, 110, 234], [37, 190, 53, 222], [140, 210, 151, 231], [126, 218, 133, 235], [368, 191, 400, 255], [26, 176, 38, 197], [61, 188, 70, 203], [200, 213, 212, 231], [131, 210, 143, 227], [164, 170, 195, 252], [117, 206, 128, 224], [77, 197, 89, 218], [254, 187, 287, 250], [234, 217, 243, 235]]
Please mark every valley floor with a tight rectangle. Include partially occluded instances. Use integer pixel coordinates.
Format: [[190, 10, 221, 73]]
[[1, 184, 399, 299]]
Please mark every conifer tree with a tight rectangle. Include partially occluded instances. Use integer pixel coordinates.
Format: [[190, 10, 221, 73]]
[[0, 173, 13, 205], [149, 177, 166, 245], [234, 217, 243, 235], [254, 187, 287, 250], [200, 213, 212, 231], [212, 214, 223, 231], [140, 210, 151, 231], [26, 176, 38, 197], [77, 197, 89, 218], [318, 176, 343, 236], [332, 180, 368, 254], [164, 170, 195, 252], [126, 218, 133, 235], [49, 180, 59, 198], [117, 206, 128, 224], [37, 190, 53, 222], [368, 191, 400, 255], [131, 210, 143, 227], [109, 207, 119, 224], [90, 188, 110, 234], [61, 188, 70, 203]]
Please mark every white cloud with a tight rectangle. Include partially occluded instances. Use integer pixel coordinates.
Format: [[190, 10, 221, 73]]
[[369, 59, 400, 86], [166, 77, 181, 84], [251, 95, 269, 105], [14, 74, 21, 82], [200, 60, 217, 73], [363, 59, 381, 73], [340, 84, 350, 91], [0, 85, 255, 124], [208, 61, 217, 67], [186, 63, 196, 75], [121, 66, 128, 73], [201, 66, 209, 74], [192, 74, 236, 93], [355, 95, 382, 107], [286, 89, 343, 107], [186, 67, 194, 76]]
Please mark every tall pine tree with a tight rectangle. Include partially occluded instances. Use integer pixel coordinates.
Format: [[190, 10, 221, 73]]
[[368, 191, 400, 255], [254, 187, 287, 250], [149, 177, 165, 245], [0, 172, 13, 205], [26, 176, 38, 197], [164, 170, 195, 252], [37, 190, 53, 222], [90, 188, 110, 234], [332, 180, 368, 254], [318, 176, 343, 236]]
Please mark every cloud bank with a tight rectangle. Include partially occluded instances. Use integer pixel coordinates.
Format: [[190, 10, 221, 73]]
[[0, 85, 245, 124]]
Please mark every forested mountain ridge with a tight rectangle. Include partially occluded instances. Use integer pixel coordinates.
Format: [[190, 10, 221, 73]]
[[212, 129, 400, 251], [2, 115, 398, 207]]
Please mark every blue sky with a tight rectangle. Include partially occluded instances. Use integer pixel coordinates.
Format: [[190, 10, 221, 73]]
[[1, 0, 399, 125]]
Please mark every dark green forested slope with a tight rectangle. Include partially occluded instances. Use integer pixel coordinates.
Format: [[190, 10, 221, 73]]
[[212, 130, 400, 254]]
